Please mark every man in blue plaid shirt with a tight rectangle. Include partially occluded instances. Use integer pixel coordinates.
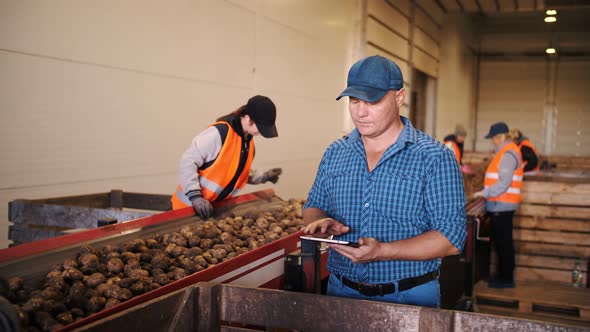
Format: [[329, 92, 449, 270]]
[[302, 55, 466, 308]]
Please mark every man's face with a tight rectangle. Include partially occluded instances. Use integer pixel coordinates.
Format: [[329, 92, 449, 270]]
[[349, 90, 404, 138], [456, 135, 465, 144]]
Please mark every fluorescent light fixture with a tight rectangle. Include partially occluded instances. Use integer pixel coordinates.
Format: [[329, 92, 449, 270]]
[[544, 16, 557, 23], [546, 9, 557, 15], [546, 48, 556, 54]]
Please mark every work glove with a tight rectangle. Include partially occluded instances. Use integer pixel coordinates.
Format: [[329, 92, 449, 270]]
[[191, 196, 213, 219], [472, 191, 485, 199], [262, 168, 282, 184]]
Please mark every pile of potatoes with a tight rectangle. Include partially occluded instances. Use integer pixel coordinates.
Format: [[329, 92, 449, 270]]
[[4, 199, 305, 331]]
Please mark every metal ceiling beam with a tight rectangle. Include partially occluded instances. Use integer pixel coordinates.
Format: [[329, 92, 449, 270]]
[[434, 0, 449, 13], [475, 0, 484, 14], [456, 0, 465, 11]]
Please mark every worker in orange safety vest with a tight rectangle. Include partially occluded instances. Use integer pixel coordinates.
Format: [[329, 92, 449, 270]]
[[443, 125, 467, 165], [473, 122, 523, 289], [509, 128, 541, 176], [171, 95, 282, 218]]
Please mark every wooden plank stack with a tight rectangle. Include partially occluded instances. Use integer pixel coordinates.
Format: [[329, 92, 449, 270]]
[[542, 155, 590, 171], [474, 280, 590, 328], [469, 154, 590, 326], [514, 176, 590, 286]]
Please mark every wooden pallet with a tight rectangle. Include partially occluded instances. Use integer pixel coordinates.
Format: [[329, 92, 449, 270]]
[[474, 280, 590, 328], [511, 176, 590, 286]]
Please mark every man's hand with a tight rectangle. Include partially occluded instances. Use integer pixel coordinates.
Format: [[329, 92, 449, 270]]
[[263, 168, 282, 184], [191, 196, 213, 219], [330, 237, 385, 263], [302, 218, 350, 237]]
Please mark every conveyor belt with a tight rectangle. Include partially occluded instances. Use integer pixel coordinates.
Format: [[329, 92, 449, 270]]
[[0, 189, 287, 285]]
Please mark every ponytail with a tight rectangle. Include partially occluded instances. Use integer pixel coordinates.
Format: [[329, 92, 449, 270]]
[[217, 105, 247, 121]]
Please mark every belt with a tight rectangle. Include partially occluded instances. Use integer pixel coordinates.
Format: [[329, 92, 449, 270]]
[[338, 271, 439, 297]]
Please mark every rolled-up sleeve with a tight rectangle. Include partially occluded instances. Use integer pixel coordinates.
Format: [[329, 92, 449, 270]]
[[424, 148, 467, 252]]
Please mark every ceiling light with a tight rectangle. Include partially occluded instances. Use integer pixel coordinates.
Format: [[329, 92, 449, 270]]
[[546, 9, 557, 15], [546, 48, 556, 54], [544, 16, 557, 23]]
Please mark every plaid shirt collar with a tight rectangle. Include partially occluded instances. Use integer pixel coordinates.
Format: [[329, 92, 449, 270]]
[[346, 116, 417, 160]]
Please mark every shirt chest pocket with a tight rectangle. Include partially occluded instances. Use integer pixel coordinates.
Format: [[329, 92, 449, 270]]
[[373, 172, 424, 220], [322, 171, 360, 218]]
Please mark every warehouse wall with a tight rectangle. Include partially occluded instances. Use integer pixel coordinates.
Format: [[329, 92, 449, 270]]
[[474, 11, 590, 156], [0, 0, 361, 248], [475, 57, 590, 156], [361, 0, 479, 144], [436, 14, 478, 146]]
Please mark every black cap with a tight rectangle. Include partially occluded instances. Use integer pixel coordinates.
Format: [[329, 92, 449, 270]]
[[485, 122, 509, 139], [245, 95, 278, 138]]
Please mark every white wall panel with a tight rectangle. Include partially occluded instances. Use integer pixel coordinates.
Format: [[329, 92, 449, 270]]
[[389, 0, 411, 17], [0, 0, 256, 88], [414, 8, 441, 41], [367, 0, 410, 38], [475, 61, 546, 152], [367, 17, 410, 60], [414, 0, 445, 25], [436, 14, 478, 145], [412, 47, 438, 77], [414, 28, 440, 59], [554, 61, 590, 156], [0, 0, 359, 248]]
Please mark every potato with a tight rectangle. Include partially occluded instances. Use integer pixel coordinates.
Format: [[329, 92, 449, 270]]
[[151, 254, 171, 270], [104, 298, 121, 309], [62, 258, 78, 270], [86, 296, 106, 313], [62, 268, 84, 282], [255, 217, 269, 229], [79, 254, 99, 270], [106, 258, 124, 274], [85, 273, 106, 288], [56, 311, 74, 325], [8, 276, 24, 292]]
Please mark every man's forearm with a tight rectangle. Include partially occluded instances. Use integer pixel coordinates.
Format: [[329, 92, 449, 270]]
[[302, 207, 328, 225], [377, 231, 459, 261]]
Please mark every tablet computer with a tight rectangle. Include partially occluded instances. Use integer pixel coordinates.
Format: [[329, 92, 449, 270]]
[[299, 235, 360, 248]]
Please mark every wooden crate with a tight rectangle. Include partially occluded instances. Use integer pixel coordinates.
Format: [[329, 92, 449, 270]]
[[542, 155, 590, 171], [512, 178, 590, 286], [8, 190, 172, 245], [463, 151, 493, 164], [80, 282, 589, 332], [474, 280, 590, 328]]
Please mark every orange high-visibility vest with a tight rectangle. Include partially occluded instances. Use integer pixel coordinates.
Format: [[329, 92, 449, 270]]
[[444, 140, 462, 164], [484, 142, 524, 204], [518, 138, 541, 174], [171, 121, 255, 209]]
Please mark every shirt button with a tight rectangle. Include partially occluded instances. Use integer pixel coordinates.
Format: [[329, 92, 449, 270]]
[[364, 203, 369, 208]]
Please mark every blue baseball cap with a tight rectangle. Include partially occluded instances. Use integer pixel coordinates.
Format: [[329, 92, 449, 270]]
[[336, 55, 404, 103], [485, 122, 509, 139]]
